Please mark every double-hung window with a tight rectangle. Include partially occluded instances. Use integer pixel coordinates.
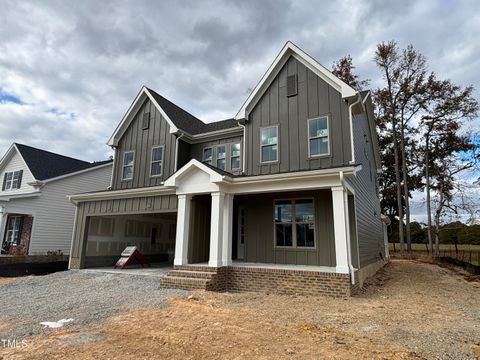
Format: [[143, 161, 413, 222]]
[[231, 143, 241, 170], [6, 216, 22, 245], [3, 170, 22, 190], [308, 116, 329, 156], [260, 126, 278, 163], [122, 151, 134, 180], [203, 148, 213, 165], [274, 199, 315, 248], [150, 146, 163, 177], [216, 145, 226, 171]]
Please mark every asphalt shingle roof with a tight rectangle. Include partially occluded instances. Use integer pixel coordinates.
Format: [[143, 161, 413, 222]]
[[14, 143, 112, 181], [147, 88, 241, 135]]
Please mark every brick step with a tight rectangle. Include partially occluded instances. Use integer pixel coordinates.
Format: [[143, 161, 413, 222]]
[[174, 265, 218, 272], [168, 270, 215, 279], [160, 275, 210, 290]]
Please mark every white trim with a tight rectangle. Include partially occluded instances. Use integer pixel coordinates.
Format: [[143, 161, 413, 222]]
[[181, 127, 243, 144], [260, 124, 279, 164], [67, 185, 175, 204], [107, 87, 179, 147], [307, 115, 331, 158], [42, 162, 112, 184], [209, 192, 224, 267], [235, 41, 356, 120], [121, 151, 135, 181], [0, 192, 41, 202], [173, 194, 191, 266], [150, 145, 164, 178], [164, 159, 224, 188]]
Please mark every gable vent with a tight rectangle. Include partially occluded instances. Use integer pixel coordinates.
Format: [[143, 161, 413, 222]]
[[286, 74, 298, 97], [142, 112, 150, 130]]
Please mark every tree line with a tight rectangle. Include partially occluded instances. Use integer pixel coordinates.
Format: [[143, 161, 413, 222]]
[[332, 41, 479, 255]]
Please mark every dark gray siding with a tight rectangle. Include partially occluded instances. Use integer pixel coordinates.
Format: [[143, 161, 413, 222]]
[[188, 195, 211, 263], [237, 190, 336, 267], [245, 55, 352, 176], [346, 112, 384, 266], [112, 99, 177, 190], [190, 136, 243, 174], [177, 139, 191, 169]]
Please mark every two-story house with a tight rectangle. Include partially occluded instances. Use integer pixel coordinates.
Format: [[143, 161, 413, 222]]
[[0, 143, 112, 257], [68, 42, 388, 296]]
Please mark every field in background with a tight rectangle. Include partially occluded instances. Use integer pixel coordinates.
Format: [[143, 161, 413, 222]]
[[389, 243, 480, 252]]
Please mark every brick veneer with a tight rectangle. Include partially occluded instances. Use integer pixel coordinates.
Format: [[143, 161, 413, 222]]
[[161, 264, 355, 297], [7, 216, 33, 256]]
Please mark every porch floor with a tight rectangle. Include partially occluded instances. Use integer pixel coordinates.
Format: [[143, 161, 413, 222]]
[[84, 262, 172, 278], [186, 261, 337, 273]]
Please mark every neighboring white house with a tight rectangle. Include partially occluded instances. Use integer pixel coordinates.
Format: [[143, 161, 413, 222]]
[[0, 143, 112, 256]]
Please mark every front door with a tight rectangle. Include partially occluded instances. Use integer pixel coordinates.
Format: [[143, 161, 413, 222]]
[[237, 207, 245, 260]]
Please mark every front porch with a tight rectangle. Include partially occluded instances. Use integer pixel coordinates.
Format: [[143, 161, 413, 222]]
[[161, 160, 360, 296]]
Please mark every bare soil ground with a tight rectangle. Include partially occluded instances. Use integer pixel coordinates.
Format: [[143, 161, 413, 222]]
[[1, 259, 479, 360]]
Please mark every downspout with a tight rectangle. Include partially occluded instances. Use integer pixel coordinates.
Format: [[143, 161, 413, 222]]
[[174, 132, 185, 172], [239, 122, 247, 174], [348, 92, 362, 165], [108, 147, 117, 190], [339, 171, 356, 285]]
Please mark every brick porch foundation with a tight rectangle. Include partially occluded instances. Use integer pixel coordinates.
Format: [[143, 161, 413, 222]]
[[7, 216, 33, 256], [161, 264, 356, 297]]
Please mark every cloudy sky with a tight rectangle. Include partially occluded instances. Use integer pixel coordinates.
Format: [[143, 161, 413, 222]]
[[1, 0, 479, 222]]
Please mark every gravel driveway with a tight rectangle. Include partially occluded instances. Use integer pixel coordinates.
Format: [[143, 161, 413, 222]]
[[0, 270, 188, 338]]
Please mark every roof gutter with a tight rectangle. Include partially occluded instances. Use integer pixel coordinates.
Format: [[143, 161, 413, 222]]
[[348, 92, 362, 165]]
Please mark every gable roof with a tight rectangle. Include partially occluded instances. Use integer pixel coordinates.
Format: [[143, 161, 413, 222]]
[[235, 41, 357, 120], [108, 87, 241, 147], [12, 143, 111, 181]]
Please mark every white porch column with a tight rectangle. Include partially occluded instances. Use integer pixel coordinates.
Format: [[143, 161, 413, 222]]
[[331, 186, 350, 274], [209, 192, 224, 267], [221, 193, 234, 266], [174, 194, 192, 266]]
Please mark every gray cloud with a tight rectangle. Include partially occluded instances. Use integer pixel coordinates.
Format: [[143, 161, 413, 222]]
[[0, 0, 479, 164]]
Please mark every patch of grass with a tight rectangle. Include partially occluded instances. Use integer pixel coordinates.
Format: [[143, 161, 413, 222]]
[[388, 243, 480, 252]]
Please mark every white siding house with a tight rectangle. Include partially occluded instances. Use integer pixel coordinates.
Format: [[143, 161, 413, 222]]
[[0, 143, 112, 256]]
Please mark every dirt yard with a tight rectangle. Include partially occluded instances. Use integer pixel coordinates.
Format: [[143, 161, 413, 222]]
[[1, 260, 479, 359]]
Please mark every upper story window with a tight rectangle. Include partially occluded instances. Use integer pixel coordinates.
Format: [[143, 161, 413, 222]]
[[231, 143, 241, 170], [122, 151, 134, 180], [260, 126, 278, 163], [203, 148, 212, 165], [216, 145, 226, 171], [2, 170, 23, 191], [150, 146, 164, 177], [308, 116, 329, 157], [274, 199, 315, 248]]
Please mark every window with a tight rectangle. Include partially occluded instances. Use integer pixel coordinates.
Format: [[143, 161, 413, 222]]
[[203, 148, 213, 165], [5, 216, 22, 245], [260, 126, 278, 163], [308, 116, 329, 156], [217, 145, 226, 170], [142, 112, 150, 130], [274, 199, 315, 248], [122, 151, 134, 180], [231, 143, 241, 170], [2, 170, 22, 191], [151, 146, 163, 177]]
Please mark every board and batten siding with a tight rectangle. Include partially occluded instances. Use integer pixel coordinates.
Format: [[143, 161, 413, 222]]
[[69, 193, 177, 268], [111, 98, 177, 190], [346, 112, 384, 266], [0, 150, 36, 195], [3, 164, 112, 255], [245, 55, 352, 176], [238, 190, 336, 267]]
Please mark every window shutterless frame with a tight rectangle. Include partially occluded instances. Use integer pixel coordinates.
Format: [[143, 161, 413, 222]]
[[122, 151, 135, 181], [230, 143, 241, 170], [150, 145, 164, 177], [307, 115, 331, 158], [260, 124, 279, 164], [273, 197, 316, 249], [202, 147, 213, 165], [216, 145, 226, 171]]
